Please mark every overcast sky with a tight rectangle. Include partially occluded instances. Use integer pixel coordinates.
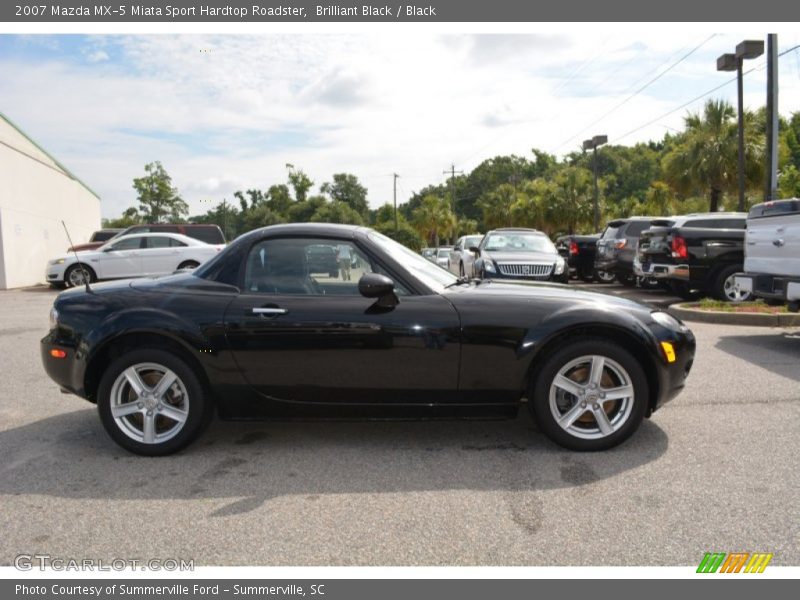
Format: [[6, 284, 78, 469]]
[[1, 32, 799, 219]]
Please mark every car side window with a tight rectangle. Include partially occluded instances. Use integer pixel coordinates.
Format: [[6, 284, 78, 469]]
[[169, 238, 188, 247], [243, 238, 409, 297], [110, 237, 143, 251], [145, 237, 172, 249]]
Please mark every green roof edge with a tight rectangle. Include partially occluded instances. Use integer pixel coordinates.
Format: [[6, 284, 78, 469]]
[[0, 110, 101, 200]]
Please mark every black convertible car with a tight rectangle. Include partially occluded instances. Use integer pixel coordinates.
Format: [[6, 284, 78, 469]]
[[41, 223, 695, 455]]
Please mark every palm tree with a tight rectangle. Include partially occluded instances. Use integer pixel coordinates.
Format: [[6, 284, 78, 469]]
[[663, 99, 764, 212], [412, 195, 456, 247]]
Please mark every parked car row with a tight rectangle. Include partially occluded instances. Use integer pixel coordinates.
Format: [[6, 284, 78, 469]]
[[68, 223, 226, 252]]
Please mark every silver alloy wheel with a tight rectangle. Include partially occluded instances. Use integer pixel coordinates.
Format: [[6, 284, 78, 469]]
[[723, 273, 752, 302], [109, 362, 190, 444], [68, 266, 88, 287], [549, 354, 635, 440]]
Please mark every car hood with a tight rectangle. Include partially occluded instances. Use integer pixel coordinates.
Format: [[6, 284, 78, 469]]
[[447, 280, 653, 317], [483, 251, 560, 263]]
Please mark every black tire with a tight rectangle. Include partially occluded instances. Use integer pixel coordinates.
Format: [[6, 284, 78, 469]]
[[594, 270, 616, 284], [529, 338, 648, 451], [712, 264, 753, 302], [616, 273, 636, 287], [669, 281, 701, 301], [63, 264, 96, 288], [177, 260, 200, 270], [97, 348, 213, 456]]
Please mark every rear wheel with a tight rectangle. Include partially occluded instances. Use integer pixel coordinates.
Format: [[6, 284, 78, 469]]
[[713, 264, 753, 302], [529, 339, 648, 451], [97, 349, 212, 456]]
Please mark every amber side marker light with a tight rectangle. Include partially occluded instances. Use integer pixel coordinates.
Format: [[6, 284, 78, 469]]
[[50, 349, 67, 359], [660, 341, 676, 363]]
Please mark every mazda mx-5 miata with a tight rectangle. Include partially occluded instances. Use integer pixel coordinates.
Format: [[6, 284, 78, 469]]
[[42, 223, 695, 455]]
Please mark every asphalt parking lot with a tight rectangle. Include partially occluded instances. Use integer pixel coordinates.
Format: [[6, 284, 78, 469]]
[[0, 284, 797, 566]]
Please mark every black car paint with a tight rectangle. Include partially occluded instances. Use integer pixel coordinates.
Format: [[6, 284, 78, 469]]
[[595, 218, 659, 279], [556, 234, 600, 279], [637, 216, 746, 293], [42, 223, 694, 422]]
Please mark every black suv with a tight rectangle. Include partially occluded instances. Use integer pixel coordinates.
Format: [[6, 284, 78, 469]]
[[636, 213, 748, 301], [595, 217, 661, 285]]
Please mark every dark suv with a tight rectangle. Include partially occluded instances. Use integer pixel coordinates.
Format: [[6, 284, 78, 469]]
[[595, 217, 661, 285]]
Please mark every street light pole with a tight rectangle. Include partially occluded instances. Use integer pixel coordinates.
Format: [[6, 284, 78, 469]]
[[393, 173, 399, 233], [583, 135, 607, 231], [717, 40, 764, 212]]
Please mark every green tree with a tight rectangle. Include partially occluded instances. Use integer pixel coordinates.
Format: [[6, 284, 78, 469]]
[[287, 195, 327, 222], [412, 194, 456, 247], [663, 99, 764, 212], [321, 173, 369, 218], [778, 164, 800, 198], [102, 207, 142, 228], [266, 184, 293, 215], [310, 200, 365, 225], [477, 183, 518, 229], [288, 169, 314, 203], [132, 161, 188, 223]]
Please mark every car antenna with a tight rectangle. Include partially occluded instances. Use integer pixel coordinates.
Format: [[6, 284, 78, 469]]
[[61, 220, 93, 293]]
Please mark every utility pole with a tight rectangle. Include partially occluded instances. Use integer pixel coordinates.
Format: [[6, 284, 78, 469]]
[[443, 164, 463, 213], [764, 34, 779, 201], [393, 173, 399, 233]]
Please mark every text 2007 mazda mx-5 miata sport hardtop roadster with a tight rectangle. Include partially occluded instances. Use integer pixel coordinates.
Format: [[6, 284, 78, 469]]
[[42, 223, 695, 455]]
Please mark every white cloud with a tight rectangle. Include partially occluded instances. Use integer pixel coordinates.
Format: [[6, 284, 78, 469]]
[[0, 31, 798, 220]]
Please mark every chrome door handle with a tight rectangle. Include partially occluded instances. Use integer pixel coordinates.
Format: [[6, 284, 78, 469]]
[[252, 307, 288, 315]]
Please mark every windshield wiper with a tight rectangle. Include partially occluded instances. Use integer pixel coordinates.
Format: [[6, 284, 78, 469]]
[[444, 276, 472, 289]]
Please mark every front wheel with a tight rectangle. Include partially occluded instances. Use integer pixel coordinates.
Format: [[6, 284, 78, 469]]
[[594, 270, 616, 284], [97, 349, 213, 456], [64, 264, 96, 288], [529, 339, 648, 451], [177, 260, 200, 270]]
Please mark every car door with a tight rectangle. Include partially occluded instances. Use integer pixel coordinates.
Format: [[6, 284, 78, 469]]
[[94, 236, 144, 278], [140, 235, 182, 275], [223, 236, 462, 405]]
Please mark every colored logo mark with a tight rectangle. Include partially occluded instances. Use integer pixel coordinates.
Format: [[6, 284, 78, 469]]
[[697, 552, 773, 573]]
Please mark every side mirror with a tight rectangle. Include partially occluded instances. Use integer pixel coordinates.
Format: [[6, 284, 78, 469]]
[[469, 246, 481, 256], [359, 273, 398, 308]]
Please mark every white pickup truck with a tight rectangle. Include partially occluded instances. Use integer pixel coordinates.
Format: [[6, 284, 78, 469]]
[[735, 198, 800, 311]]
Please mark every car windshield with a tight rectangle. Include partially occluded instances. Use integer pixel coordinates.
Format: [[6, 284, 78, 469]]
[[484, 232, 556, 254], [437, 248, 451, 257], [368, 232, 457, 291], [464, 235, 483, 248], [601, 225, 621, 239]]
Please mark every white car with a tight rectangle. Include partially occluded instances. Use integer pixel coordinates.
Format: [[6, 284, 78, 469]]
[[46, 232, 225, 288], [448, 234, 483, 277]]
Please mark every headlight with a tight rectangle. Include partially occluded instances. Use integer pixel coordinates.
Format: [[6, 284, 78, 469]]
[[49, 306, 59, 330], [50, 258, 65, 265], [651, 311, 684, 330], [484, 260, 496, 273], [554, 258, 566, 275]]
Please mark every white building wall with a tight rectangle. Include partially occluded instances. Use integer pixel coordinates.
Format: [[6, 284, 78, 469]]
[[0, 117, 100, 289]]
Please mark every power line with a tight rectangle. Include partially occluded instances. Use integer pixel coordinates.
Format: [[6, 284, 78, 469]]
[[552, 34, 718, 153], [615, 43, 800, 143]]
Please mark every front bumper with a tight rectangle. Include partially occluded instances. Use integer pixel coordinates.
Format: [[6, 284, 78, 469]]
[[734, 272, 800, 302], [650, 322, 696, 412], [41, 330, 87, 399], [45, 263, 67, 284]]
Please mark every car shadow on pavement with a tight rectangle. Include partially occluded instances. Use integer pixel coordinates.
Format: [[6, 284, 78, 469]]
[[715, 331, 800, 382], [0, 408, 668, 517]]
